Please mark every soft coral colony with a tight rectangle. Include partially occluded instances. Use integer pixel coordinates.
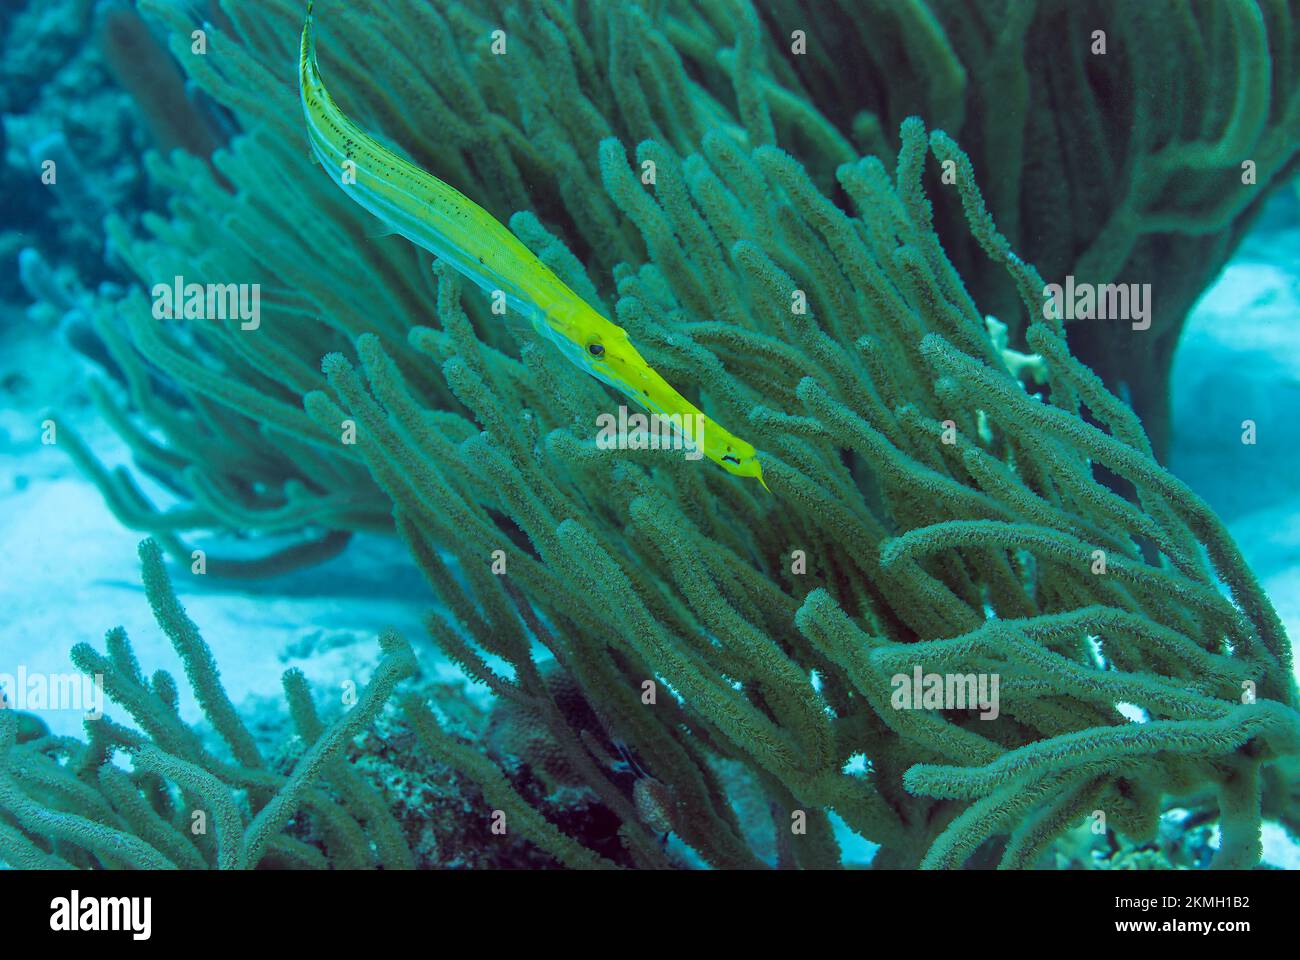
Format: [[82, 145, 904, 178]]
[[10, 0, 1300, 868]]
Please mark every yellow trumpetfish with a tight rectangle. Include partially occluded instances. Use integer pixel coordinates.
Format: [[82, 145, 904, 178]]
[[298, 2, 767, 489]]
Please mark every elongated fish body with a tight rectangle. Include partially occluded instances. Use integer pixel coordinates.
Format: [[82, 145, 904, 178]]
[[298, 2, 767, 488]]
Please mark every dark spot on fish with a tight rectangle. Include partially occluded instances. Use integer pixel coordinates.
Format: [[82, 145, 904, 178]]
[[722, 455, 741, 465], [587, 342, 605, 358]]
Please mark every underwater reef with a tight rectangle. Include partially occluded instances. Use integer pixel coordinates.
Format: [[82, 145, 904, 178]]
[[6, 0, 1300, 869], [1, 540, 419, 870], [1, 539, 616, 869]]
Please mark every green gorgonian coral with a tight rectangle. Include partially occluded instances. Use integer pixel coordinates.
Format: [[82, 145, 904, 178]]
[[38, 0, 1300, 868], [0, 540, 418, 870]]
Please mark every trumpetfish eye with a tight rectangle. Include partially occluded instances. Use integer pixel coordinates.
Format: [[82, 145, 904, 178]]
[[587, 342, 605, 358]]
